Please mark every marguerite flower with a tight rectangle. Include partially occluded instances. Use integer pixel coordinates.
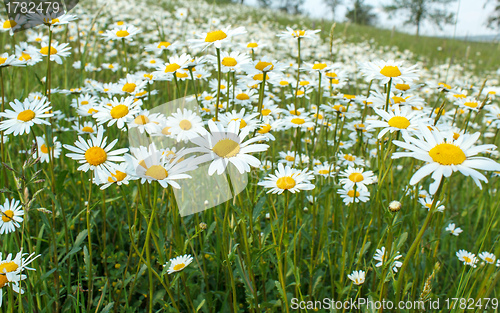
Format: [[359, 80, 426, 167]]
[[188, 25, 246, 50], [373, 247, 403, 272], [0, 96, 53, 136], [0, 250, 39, 307], [368, 104, 427, 139], [165, 254, 193, 274], [456, 250, 478, 267], [34, 136, 61, 163], [0, 199, 24, 235], [258, 163, 315, 194], [445, 223, 463, 236], [93, 97, 142, 130], [337, 186, 370, 204], [478, 252, 496, 264], [39, 41, 71, 64], [339, 167, 377, 192], [102, 24, 141, 41], [186, 120, 268, 175], [392, 125, 500, 194], [359, 60, 419, 85], [276, 27, 320, 40], [165, 108, 207, 142], [347, 270, 366, 285], [63, 126, 128, 177]]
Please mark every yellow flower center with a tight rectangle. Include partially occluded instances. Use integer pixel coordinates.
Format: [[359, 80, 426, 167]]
[[204, 96, 213, 101], [222, 57, 238, 67], [247, 42, 258, 48], [158, 41, 171, 48], [134, 115, 149, 125], [344, 154, 355, 162], [326, 72, 337, 78], [253, 73, 269, 81], [380, 65, 402, 77], [347, 190, 360, 198], [453, 94, 466, 99], [285, 156, 295, 162], [276, 176, 296, 190], [299, 81, 310, 86], [173, 263, 185, 271], [236, 93, 249, 100], [292, 30, 305, 37], [296, 90, 305, 96], [108, 171, 127, 183], [279, 81, 289, 86], [19, 53, 32, 61], [318, 169, 330, 175], [116, 30, 129, 37], [84, 147, 107, 166], [179, 119, 192, 130], [289, 109, 301, 116], [212, 139, 240, 158], [145, 165, 168, 180], [348, 172, 364, 183], [82, 126, 94, 133], [392, 96, 406, 104], [344, 94, 355, 99], [291, 118, 305, 125], [0, 57, 8, 65], [312, 63, 327, 70], [258, 124, 272, 134], [40, 46, 58, 55], [88, 108, 98, 114], [17, 110, 36, 122], [463, 256, 472, 263], [395, 83, 410, 91], [429, 143, 466, 165], [388, 116, 410, 129], [176, 72, 188, 78], [122, 83, 136, 93], [110, 104, 129, 119], [464, 102, 478, 108], [165, 63, 181, 73], [80, 100, 89, 105], [332, 104, 346, 112], [231, 118, 247, 129], [262, 109, 271, 116], [40, 144, 50, 154], [438, 82, 451, 89], [485, 257, 494, 263], [3, 20, 17, 29], [453, 132, 460, 140], [162, 127, 171, 135], [205, 30, 227, 42], [144, 74, 153, 80], [1, 210, 14, 222], [0, 261, 18, 288], [255, 61, 274, 71]]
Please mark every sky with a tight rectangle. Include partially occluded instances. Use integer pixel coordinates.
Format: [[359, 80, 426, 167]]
[[246, 0, 500, 37]]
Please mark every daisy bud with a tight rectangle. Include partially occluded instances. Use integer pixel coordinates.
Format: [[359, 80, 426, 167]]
[[204, 200, 209, 206], [388, 201, 402, 212], [199, 222, 207, 230], [303, 207, 309, 212], [265, 213, 270, 219]]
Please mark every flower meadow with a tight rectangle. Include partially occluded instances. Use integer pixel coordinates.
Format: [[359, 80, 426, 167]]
[[0, 0, 500, 312]]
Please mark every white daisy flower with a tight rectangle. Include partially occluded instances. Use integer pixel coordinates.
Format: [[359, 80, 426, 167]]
[[258, 163, 315, 194], [419, 196, 445, 212], [337, 186, 370, 205], [373, 247, 403, 272], [0, 249, 40, 307], [347, 270, 366, 285], [63, 126, 128, 177], [276, 27, 320, 40], [368, 104, 427, 139], [93, 97, 142, 130], [128, 110, 164, 135], [0, 199, 24, 235], [359, 59, 419, 85], [188, 25, 246, 50], [0, 52, 26, 67], [478, 252, 496, 264], [165, 108, 207, 142], [456, 250, 478, 267], [165, 254, 194, 274], [102, 24, 141, 41], [0, 96, 53, 136], [445, 223, 463, 236], [39, 41, 71, 64], [186, 120, 269, 175], [34, 136, 61, 163], [392, 124, 500, 194], [339, 167, 377, 192]]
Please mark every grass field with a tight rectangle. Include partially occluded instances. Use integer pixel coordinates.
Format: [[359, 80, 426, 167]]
[[0, 0, 499, 312]]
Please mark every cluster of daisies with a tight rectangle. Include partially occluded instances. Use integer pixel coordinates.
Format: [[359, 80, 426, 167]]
[[0, 0, 499, 304]]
